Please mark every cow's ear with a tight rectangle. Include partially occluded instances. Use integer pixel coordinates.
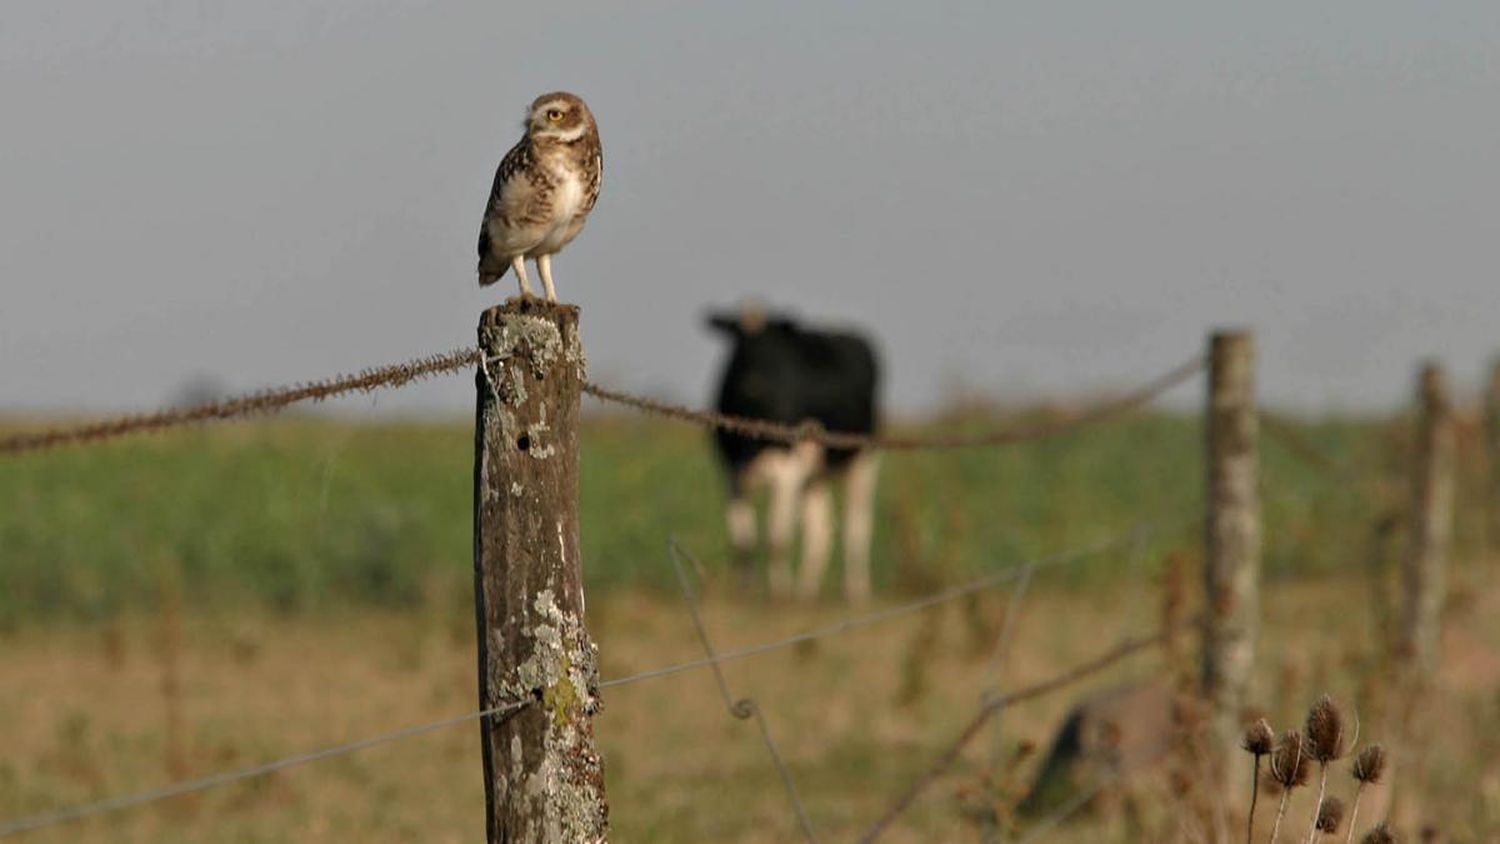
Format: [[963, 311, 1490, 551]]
[[706, 312, 740, 335]]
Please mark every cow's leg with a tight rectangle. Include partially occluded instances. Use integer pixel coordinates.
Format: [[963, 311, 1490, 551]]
[[797, 478, 834, 601], [765, 444, 819, 600], [725, 491, 757, 588], [842, 451, 881, 604], [765, 453, 802, 600]]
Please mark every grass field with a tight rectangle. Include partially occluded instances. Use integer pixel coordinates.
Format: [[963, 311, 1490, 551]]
[[3, 409, 1499, 840], [0, 410, 1421, 625]]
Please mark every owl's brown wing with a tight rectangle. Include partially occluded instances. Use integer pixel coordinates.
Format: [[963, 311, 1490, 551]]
[[477, 139, 534, 285], [582, 137, 603, 213]]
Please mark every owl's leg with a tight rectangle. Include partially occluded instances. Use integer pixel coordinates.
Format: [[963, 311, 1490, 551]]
[[537, 254, 559, 302], [511, 255, 535, 298]]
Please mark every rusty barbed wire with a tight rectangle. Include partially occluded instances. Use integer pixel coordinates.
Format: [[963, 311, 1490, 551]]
[[0, 348, 483, 457], [2, 345, 1200, 458], [583, 354, 1204, 451], [855, 613, 1206, 844], [1259, 411, 1363, 483]]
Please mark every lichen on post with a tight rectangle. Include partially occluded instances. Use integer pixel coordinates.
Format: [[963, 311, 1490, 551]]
[[472, 299, 607, 843]]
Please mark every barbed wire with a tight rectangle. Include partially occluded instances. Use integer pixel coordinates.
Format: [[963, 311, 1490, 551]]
[[0, 698, 529, 839], [979, 558, 1037, 817], [855, 614, 1205, 843], [1259, 411, 1361, 483], [0, 514, 1193, 838], [0, 348, 483, 457], [600, 513, 1194, 690], [1, 344, 1200, 458], [582, 354, 1205, 451], [669, 541, 818, 843]]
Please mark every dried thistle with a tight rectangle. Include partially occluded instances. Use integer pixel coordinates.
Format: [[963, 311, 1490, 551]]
[[1352, 744, 1387, 784], [1361, 821, 1401, 844], [1346, 744, 1387, 842], [1243, 717, 1275, 844], [1302, 696, 1346, 844], [1315, 796, 1345, 835], [1305, 695, 1348, 763], [1269, 730, 1310, 843], [1243, 718, 1276, 755], [1271, 730, 1311, 788]]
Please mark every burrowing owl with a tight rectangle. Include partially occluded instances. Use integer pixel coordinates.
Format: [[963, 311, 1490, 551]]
[[477, 91, 603, 302]]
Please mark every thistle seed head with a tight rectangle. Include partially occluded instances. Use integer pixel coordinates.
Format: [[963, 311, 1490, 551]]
[[1270, 729, 1312, 788], [1242, 717, 1275, 756], [1352, 743, 1387, 785], [1361, 821, 1401, 844], [1315, 796, 1345, 835], [1305, 694, 1347, 763]]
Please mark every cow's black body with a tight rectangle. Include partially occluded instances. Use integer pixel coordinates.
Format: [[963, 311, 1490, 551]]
[[709, 314, 879, 489], [705, 309, 883, 603]]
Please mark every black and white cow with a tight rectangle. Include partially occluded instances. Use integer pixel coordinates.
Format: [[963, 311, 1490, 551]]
[[706, 308, 881, 603]]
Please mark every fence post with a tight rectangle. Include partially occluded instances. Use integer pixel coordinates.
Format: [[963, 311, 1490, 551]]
[[1202, 330, 1260, 788], [1400, 361, 1455, 677], [472, 299, 608, 842], [1486, 357, 1500, 554]]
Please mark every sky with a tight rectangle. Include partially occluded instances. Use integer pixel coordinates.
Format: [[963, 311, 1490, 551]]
[[2, 1, 1497, 417]]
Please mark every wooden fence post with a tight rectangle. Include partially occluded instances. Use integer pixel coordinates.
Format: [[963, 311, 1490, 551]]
[[472, 300, 608, 843], [1400, 361, 1455, 677], [1202, 330, 1260, 786], [1485, 357, 1500, 554]]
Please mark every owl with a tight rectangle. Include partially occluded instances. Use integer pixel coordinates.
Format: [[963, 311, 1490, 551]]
[[477, 92, 603, 302]]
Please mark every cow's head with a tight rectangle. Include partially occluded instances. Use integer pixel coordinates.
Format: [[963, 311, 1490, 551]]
[[706, 304, 797, 340]]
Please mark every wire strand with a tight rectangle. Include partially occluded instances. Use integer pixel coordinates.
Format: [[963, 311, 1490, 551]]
[[600, 514, 1192, 691], [2, 347, 1200, 457], [1259, 411, 1362, 483], [0, 699, 528, 838], [855, 615, 1204, 844], [0, 348, 483, 456], [583, 354, 1204, 451], [669, 541, 818, 843]]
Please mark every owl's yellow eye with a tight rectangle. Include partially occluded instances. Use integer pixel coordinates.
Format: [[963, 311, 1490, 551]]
[[546, 109, 565, 123]]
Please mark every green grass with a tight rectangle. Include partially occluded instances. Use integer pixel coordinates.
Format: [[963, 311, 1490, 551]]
[[0, 408, 1456, 626]]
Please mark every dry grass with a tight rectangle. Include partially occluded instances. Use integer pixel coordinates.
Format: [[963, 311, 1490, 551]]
[[3, 569, 1499, 842]]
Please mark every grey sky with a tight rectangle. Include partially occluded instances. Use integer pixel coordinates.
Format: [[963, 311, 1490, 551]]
[[3, 1, 1497, 417]]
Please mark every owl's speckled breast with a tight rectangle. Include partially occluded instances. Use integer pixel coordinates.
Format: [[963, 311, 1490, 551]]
[[531, 166, 589, 255]]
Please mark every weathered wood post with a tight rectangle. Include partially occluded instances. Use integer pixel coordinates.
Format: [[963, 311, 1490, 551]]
[[1400, 361, 1455, 677], [1202, 330, 1260, 789], [472, 299, 608, 842], [1485, 357, 1500, 554]]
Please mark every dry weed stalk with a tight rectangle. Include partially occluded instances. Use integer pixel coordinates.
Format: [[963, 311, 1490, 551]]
[[1269, 729, 1312, 842], [1242, 718, 1276, 844], [1304, 695, 1349, 844], [1345, 744, 1387, 844]]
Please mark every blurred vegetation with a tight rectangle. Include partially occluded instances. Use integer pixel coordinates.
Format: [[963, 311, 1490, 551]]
[[0, 405, 1484, 627]]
